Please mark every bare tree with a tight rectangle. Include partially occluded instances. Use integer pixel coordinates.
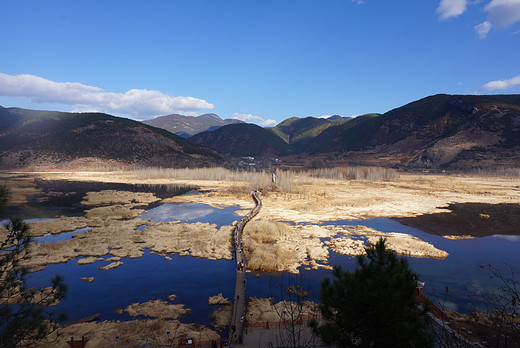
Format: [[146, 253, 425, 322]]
[[477, 264, 520, 347], [270, 273, 320, 348]]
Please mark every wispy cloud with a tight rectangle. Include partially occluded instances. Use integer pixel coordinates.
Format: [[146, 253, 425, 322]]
[[231, 113, 277, 127], [351, 0, 365, 4], [0, 72, 213, 119], [437, 0, 468, 20], [478, 74, 520, 91]]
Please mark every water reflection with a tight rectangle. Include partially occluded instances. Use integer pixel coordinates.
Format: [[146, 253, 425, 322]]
[[23, 205, 520, 325], [26, 251, 236, 326], [321, 218, 520, 312], [34, 227, 91, 243], [141, 203, 241, 228]]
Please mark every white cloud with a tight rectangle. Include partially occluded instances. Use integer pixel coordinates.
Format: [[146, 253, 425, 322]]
[[351, 0, 364, 4], [478, 74, 520, 91], [0, 72, 213, 119], [473, 0, 520, 37], [485, 0, 520, 27], [437, 0, 468, 20], [231, 113, 277, 127], [474, 20, 493, 38]]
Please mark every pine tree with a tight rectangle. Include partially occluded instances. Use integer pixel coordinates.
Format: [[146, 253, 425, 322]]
[[310, 238, 432, 347], [0, 186, 67, 347]]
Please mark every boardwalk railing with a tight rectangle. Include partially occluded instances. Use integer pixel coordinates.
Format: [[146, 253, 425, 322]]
[[244, 314, 323, 329]]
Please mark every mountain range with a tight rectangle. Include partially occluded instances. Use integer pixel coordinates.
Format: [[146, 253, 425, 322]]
[[189, 94, 520, 169], [0, 107, 221, 169], [1, 93, 519, 170], [143, 113, 243, 138]]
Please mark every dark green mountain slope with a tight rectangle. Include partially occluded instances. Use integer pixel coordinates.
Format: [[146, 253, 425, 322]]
[[189, 123, 291, 157], [306, 94, 520, 168], [143, 113, 243, 137], [0, 107, 221, 168], [267, 116, 351, 151]]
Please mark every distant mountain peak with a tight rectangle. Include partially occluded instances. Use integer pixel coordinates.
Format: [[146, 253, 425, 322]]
[[143, 113, 243, 138]]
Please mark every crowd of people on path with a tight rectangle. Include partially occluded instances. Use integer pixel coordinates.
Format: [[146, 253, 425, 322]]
[[227, 188, 264, 346]]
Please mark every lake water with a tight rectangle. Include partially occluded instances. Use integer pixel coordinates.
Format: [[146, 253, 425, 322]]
[[24, 202, 520, 327]]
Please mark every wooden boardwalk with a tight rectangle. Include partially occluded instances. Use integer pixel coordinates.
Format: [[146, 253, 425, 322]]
[[228, 190, 262, 346]]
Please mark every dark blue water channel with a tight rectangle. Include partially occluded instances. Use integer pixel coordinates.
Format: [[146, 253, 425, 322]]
[[25, 203, 520, 327]]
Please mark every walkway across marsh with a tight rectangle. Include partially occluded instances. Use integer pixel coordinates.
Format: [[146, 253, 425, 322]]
[[228, 190, 262, 346]]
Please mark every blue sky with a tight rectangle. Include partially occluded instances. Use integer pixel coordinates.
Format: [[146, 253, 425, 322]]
[[1, 0, 519, 126]]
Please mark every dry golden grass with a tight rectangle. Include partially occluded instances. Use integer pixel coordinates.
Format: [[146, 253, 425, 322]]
[[246, 297, 320, 323], [81, 190, 160, 206], [6, 169, 520, 273], [243, 221, 291, 243], [23, 218, 233, 270], [33, 319, 219, 348], [84, 205, 144, 220], [124, 299, 190, 319]]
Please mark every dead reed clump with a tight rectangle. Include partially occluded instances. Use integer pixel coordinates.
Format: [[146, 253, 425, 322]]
[[211, 306, 232, 327], [243, 221, 292, 272], [84, 205, 144, 220], [35, 319, 219, 348], [243, 222, 308, 273], [246, 246, 282, 272], [246, 297, 321, 323], [98, 261, 123, 270], [28, 217, 90, 237], [124, 299, 190, 319], [243, 221, 291, 243], [208, 293, 231, 306], [81, 190, 160, 206]]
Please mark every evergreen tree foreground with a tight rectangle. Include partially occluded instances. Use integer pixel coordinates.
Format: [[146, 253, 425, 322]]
[[0, 186, 67, 347], [310, 238, 432, 347]]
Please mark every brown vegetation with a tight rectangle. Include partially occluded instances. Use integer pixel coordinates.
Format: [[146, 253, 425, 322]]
[[124, 299, 190, 319], [33, 319, 219, 348], [246, 297, 320, 323]]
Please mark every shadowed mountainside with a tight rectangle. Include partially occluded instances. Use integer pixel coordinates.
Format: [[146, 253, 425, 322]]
[[143, 113, 243, 138], [189, 123, 291, 157], [0, 107, 222, 168], [305, 94, 520, 168], [2, 94, 520, 169]]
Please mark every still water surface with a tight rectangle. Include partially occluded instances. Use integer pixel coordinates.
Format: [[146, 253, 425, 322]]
[[25, 203, 520, 326]]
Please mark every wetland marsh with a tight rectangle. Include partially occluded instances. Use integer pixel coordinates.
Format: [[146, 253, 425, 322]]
[[2, 169, 520, 346]]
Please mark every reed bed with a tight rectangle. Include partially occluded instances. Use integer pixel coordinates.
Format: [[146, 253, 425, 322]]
[[128, 165, 399, 193], [243, 221, 295, 272], [470, 166, 520, 177], [243, 221, 291, 243], [131, 166, 272, 191]]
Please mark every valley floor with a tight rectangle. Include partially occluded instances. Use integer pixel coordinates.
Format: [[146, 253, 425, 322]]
[[2, 169, 519, 347]]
